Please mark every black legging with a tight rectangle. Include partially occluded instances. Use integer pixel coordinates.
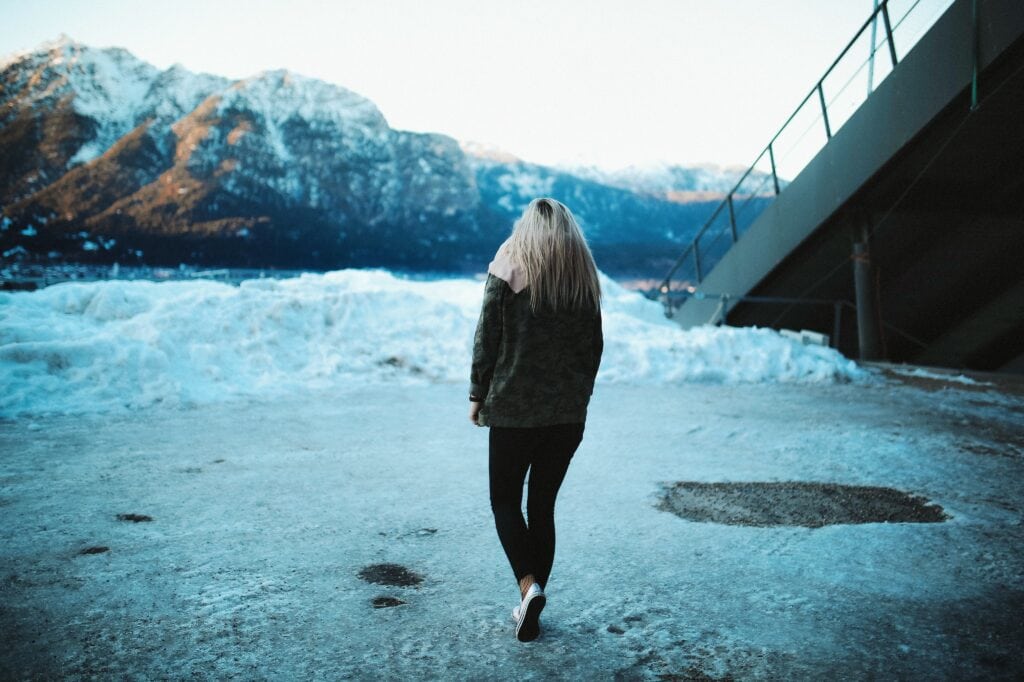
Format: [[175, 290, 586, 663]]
[[488, 422, 585, 591]]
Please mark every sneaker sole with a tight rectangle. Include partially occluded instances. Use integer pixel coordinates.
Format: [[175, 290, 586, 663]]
[[515, 592, 546, 642]]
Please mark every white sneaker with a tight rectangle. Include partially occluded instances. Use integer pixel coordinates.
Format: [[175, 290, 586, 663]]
[[515, 583, 546, 642], [511, 604, 521, 622]]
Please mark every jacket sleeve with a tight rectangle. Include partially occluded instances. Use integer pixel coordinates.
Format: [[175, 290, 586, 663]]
[[592, 309, 604, 380], [470, 274, 504, 399]]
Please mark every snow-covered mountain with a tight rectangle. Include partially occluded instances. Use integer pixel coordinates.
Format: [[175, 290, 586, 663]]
[[562, 161, 785, 203], [0, 34, 229, 181], [0, 36, 772, 274], [463, 145, 724, 246]]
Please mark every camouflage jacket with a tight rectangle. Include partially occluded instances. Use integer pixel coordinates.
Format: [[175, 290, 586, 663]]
[[470, 253, 603, 427]]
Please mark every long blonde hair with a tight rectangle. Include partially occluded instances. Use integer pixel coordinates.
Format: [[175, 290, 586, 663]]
[[500, 198, 601, 313]]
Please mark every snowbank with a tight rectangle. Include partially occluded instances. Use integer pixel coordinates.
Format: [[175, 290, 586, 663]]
[[0, 269, 871, 416]]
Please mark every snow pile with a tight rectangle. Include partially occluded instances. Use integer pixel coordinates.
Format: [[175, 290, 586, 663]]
[[597, 276, 867, 384], [0, 269, 871, 416]]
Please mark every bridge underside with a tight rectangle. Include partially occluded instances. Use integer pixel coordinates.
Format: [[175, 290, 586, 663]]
[[724, 35, 1024, 373]]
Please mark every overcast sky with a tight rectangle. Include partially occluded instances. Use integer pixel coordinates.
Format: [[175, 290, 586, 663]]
[[1, 0, 947, 169]]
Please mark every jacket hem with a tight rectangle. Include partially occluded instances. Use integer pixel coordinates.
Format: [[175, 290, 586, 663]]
[[481, 410, 589, 428]]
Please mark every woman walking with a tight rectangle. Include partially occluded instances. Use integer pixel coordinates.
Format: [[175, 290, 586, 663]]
[[469, 197, 603, 642]]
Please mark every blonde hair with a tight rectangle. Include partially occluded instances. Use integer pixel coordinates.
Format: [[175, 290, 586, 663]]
[[500, 198, 601, 313]]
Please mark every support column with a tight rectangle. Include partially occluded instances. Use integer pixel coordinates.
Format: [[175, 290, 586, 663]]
[[852, 239, 882, 360]]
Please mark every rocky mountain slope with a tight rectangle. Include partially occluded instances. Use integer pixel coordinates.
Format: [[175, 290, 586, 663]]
[[0, 35, 770, 274]]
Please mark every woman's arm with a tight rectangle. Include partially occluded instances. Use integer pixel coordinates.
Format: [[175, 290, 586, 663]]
[[469, 274, 505, 420]]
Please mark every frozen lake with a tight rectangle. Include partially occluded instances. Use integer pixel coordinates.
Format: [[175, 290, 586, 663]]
[[2, 369, 1022, 679]]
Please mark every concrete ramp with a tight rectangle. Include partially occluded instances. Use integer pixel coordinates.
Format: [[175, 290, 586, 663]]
[[667, 0, 1024, 373]]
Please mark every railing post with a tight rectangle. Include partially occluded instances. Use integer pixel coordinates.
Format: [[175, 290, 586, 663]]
[[718, 293, 730, 326], [832, 301, 843, 349], [692, 240, 703, 283], [970, 0, 980, 110], [881, 0, 898, 67], [818, 82, 832, 139], [868, 0, 879, 94], [727, 193, 738, 243], [661, 277, 673, 318], [768, 143, 781, 195]]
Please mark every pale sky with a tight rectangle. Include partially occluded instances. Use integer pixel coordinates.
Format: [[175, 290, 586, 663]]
[[2, 0, 908, 169]]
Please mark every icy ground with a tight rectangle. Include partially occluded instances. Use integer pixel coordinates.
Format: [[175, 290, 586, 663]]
[[2, 368, 1023, 679]]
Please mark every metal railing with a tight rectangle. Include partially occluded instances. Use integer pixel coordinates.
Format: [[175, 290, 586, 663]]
[[675, 290, 930, 352], [659, 0, 955, 316]]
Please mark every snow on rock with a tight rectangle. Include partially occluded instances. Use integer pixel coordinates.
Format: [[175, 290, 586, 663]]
[[560, 160, 786, 201], [223, 69, 389, 132], [0, 34, 230, 166], [0, 270, 872, 417], [137, 63, 230, 146], [564, 160, 748, 194], [495, 167, 556, 205]]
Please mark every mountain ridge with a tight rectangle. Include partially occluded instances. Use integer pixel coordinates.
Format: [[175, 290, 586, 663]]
[[0, 35, 772, 275]]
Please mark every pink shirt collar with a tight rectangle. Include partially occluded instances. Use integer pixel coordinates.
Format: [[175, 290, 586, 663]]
[[487, 250, 528, 293]]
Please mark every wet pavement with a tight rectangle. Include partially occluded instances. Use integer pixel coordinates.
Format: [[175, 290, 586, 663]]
[[1, 363, 1022, 679]]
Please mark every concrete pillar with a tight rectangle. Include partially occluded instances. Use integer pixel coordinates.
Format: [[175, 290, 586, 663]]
[[852, 240, 882, 360]]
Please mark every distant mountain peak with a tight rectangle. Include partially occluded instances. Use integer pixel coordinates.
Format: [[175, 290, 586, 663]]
[[251, 67, 293, 80], [223, 68, 388, 129], [37, 32, 81, 54], [459, 140, 523, 164], [52, 32, 78, 45], [0, 32, 77, 70], [558, 161, 781, 203]]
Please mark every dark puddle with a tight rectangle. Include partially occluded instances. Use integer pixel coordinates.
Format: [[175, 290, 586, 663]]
[[358, 563, 424, 587], [116, 513, 152, 522], [657, 481, 948, 527], [372, 596, 407, 608]]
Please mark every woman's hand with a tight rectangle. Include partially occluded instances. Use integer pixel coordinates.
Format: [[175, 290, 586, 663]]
[[469, 400, 482, 426]]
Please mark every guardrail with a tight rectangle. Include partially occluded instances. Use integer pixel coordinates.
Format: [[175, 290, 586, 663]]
[[666, 290, 929, 355], [659, 0, 955, 316]]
